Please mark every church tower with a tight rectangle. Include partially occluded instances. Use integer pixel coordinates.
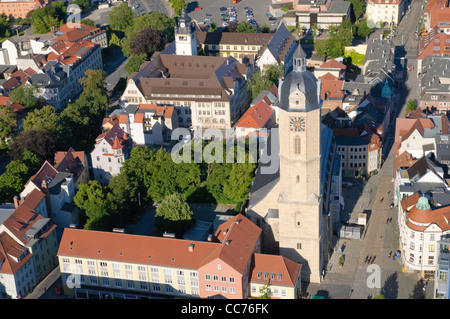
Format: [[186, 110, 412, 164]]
[[277, 44, 324, 283], [175, 8, 197, 56]]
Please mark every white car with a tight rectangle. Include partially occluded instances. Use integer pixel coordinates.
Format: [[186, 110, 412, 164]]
[[222, 22, 229, 27]]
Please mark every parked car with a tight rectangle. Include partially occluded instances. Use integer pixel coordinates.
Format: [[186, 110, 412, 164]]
[[195, 7, 202, 10], [205, 17, 212, 21], [223, 22, 229, 27]]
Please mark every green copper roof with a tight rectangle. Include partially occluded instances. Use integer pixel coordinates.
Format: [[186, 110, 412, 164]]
[[416, 196, 430, 210]]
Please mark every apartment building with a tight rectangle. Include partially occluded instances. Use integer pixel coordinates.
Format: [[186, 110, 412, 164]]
[[394, 155, 450, 205], [419, 56, 450, 113], [30, 39, 102, 110], [398, 193, 450, 278], [57, 214, 302, 299], [53, 147, 90, 189], [393, 109, 449, 158], [0, 0, 46, 19], [234, 100, 276, 139], [434, 238, 450, 298], [196, 23, 297, 74], [120, 53, 251, 131], [91, 124, 132, 184], [334, 129, 382, 177], [366, 0, 405, 27], [423, 0, 450, 34], [417, 28, 450, 78], [269, 0, 351, 30], [108, 104, 178, 146], [0, 189, 58, 298], [50, 23, 108, 48], [20, 160, 81, 228]]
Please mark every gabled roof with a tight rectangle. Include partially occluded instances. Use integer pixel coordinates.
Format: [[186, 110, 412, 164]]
[[405, 156, 439, 181], [94, 124, 131, 150], [235, 100, 274, 129], [58, 213, 261, 276], [250, 254, 301, 289], [23, 161, 58, 192], [394, 116, 436, 155], [394, 151, 418, 175], [54, 148, 86, 182], [319, 59, 346, 70], [0, 232, 32, 275]]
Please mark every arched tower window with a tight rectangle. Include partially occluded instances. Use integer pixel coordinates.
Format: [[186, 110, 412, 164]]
[[294, 135, 301, 154]]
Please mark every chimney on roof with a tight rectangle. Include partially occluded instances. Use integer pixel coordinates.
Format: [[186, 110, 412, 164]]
[[13, 195, 19, 208], [207, 234, 213, 241], [69, 224, 76, 228], [113, 228, 125, 233], [188, 243, 195, 252]]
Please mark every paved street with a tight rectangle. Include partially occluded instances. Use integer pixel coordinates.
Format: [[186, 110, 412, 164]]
[[305, 0, 434, 298]]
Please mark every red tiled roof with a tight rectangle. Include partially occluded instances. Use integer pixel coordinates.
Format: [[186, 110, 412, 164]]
[[250, 254, 301, 289], [0, 232, 33, 275], [394, 117, 435, 155], [235, 100, 275, 129], [319, 59, 346, 70], [402, 193, 450, 232], [320, 72, 344, 99]]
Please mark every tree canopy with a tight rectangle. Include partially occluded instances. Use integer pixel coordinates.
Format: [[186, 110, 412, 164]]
[[0, 150, 41, 203], [169, 0, 187, 16], [108, 2, 135, 31], [154, 192, 195, 237], [31, 0, 67, 34]]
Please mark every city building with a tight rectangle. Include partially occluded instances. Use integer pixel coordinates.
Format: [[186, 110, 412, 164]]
[[234, 99, 276, 139], [394, 155, 450, 205], [57, 214, 302, 299], [423, 0, 450, 34], [20, 160, 80, 228], [246, 44, 341, 283], [398, 193, 450, 278], [366, 0, 406, 27], [120, 53, 251, 131], [0, 189, 58, 298], [269, 0, 351, 30], [108, 104, 178, 146], [434, 238, 450, 299], [0, 0, 46, 19], [393, 109, 449, 158], [418, 56, 450, 113], [196, 22, 297, 74], [343, 38, 396, 101], [50, 23, 108, 48], [53, 147, 90, 189], [30, 39, 102, 110], [91, 124, 132, 184]]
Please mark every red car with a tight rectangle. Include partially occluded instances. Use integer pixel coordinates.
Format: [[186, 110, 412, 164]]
[[195, 7, 202, 10]]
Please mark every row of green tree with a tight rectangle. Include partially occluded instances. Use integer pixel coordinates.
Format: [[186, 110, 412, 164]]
[[74, 142, 257, 233]]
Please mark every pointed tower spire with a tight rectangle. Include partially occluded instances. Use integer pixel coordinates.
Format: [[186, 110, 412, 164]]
[[293, 43, 307, 72]]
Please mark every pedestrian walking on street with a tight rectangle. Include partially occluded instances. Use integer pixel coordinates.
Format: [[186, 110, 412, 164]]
[[365, 256, 368, 263], [371, 256, 376, 264]]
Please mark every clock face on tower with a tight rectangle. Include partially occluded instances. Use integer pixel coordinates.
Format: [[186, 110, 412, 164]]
[[180, 22, 185, 27], [289, 116, 306, 132]]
